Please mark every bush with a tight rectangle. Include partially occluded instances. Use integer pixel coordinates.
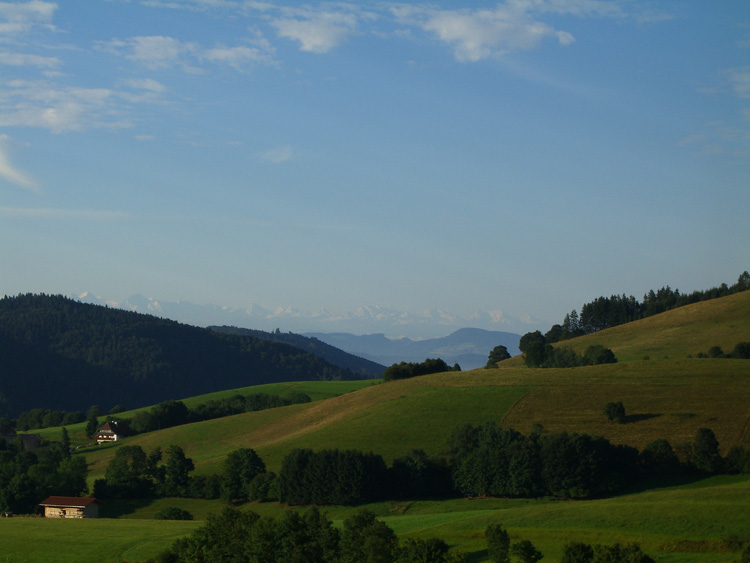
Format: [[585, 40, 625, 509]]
[[510, 540, 542, 563], [604, 401, 626, 423], [708, 346, 725, 358], [731, 342, 750, 359], [583, 345, 617, 365], [485, 523, 510, 563], [561, 542, 594, 563], [154, 506, 193, 520]]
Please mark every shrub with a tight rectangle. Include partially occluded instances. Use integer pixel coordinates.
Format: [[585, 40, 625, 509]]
[[731, 342, 750, 359], [154, 506, 193, 520], [583, 345, 617, 365], [604, 401, 626, 423], [561, 542, 594, 563], [485, 523, 510, 563], [510, 540, 543, 563], [708, 346, 725, 358]]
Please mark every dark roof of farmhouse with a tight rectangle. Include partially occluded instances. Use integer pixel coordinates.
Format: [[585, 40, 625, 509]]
[[96, 420, 131, 434], [39, 497, 99, 508]]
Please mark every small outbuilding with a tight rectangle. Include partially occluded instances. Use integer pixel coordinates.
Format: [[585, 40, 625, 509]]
[[39, 496, 99, 518], [95, 420, 132, 443]]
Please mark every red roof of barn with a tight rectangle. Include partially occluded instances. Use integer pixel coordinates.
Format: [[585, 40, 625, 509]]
[[39, 496, 98, 508]]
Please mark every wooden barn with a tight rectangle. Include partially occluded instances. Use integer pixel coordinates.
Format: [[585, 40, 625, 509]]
[[39, 496, 99, 518]]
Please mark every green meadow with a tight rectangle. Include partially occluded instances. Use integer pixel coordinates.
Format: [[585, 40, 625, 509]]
[[5, 291, 750, 562], [2, 475, 748, 562]]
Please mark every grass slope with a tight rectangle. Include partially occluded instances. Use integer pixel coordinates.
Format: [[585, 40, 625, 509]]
[[552, 289, 750, 362]]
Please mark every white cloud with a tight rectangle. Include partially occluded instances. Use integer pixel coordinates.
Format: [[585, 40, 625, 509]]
[[488, 310, 505, 323], [0, 206, 131, 220], [272, 12, 357, 53], [203, 44, 274, 68], [726, 67, 750, 99], [396, 4, 576, 62], [0, 0, 57, 35], [123, 77, 167, 93], [121, 35, 197, 69], [260, 145, 293, 163], [0, 80, 131, 132], [101, 34, 275, 71], [0, 134, 37, 191], [0, 51, 59, 67]]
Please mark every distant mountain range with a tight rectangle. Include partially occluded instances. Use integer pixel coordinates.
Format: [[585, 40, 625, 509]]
[[75, 292, 529, 339], [305, 328, 521, 371]]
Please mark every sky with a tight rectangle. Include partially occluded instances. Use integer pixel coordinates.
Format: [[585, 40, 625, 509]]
[[1, 0, 748, 336]]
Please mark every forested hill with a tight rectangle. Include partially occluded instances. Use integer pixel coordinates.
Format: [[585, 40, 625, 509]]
[[0, 294, 363, 418], [208, 326, 386, 377]]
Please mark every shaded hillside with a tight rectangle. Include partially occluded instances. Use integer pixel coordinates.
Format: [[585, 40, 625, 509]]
[[208, 326, 385, 376], [305, 327, 521, 370], [0, 294, 362, 418]]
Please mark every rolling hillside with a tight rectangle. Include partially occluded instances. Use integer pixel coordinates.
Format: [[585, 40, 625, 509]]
[[79, 291, 750, 480], [4, 291, 750, 563]]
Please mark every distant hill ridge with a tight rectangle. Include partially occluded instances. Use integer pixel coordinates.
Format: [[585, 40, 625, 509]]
[[304, 327, 521, 370], [208, 325, 386, 376], [0, 294, 367, 418]]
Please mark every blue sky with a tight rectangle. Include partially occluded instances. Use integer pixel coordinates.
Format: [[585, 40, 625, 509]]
[[1, 0, 748, 335]]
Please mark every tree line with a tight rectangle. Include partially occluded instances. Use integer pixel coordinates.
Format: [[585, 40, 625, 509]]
[[149, 506, 468, 563], [9, 391, 311, 435], [148, 505, 667, 563], [0, 429, 87, 514], [123, 393, 311, 436], [7, 419, 749, 516], [545, 271, 749, 343], [383, 358, 460, 381], [90, 423, 750, 507], [96, 426, 747, 508], [517, 331, 617, 369]]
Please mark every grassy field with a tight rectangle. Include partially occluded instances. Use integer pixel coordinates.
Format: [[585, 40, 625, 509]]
[[2, 474, 748, 562], [8, 292, 750, 562], [0, 517, 199, 563]]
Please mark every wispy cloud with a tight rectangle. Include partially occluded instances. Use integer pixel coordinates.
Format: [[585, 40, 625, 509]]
[[260, 145, 293, 163], [0, 51, 60, 67], [271, 11, 358, 54], [100, 33, 275, 71], [100, 35, 198, 70], [0, 134, 37, 191], [122, 77, 168, 93], [392, 4, 576, 62], [0, 206, 132, 220], [725, 67, 750, 99], [0, 80, 130, 132], [203, 43, 275, 69], [0, 0, 57, 36]]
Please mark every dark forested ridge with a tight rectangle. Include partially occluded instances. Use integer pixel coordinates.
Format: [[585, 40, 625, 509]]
[[0, 294, 364, 418], [208, 325, 385, 377]]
